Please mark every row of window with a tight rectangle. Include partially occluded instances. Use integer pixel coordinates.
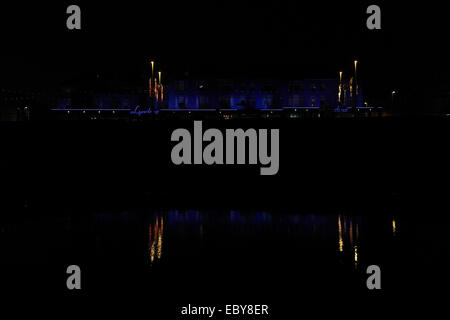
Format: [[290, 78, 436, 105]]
[[176, 95, 329, 108], [2, 97, 36, 101], [175, 81, 329, 93]]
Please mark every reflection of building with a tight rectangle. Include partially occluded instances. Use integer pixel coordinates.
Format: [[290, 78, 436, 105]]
[[337, 215, 361, 269], [167, 78, 343, 110]]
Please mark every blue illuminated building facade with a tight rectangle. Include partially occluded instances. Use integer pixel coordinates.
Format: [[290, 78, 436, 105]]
[[51, 76, 367, 119], [166, 78, 351, 110]]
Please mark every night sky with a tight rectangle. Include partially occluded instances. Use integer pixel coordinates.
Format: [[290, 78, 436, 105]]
[[0, 1, 449, 108]]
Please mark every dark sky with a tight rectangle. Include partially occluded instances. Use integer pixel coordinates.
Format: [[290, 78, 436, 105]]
[[0, 1, 449, 106]]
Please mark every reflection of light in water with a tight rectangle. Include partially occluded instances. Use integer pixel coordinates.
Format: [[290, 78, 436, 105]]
[[149, 225, 154, 263], [157, 216, 163, 259], [338, 215, 344, 252], [338, 215, 360, 268], [392, 219, 396, 235], [149, 215, 164, 265]]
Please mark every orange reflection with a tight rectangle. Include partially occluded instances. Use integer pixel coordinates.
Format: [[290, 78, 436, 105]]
[[338, 215, 344, 252], [149, 215, 164, 265], [354, 222, 359, 268]]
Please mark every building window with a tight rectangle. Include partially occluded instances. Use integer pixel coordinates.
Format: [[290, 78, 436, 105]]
[[219, 80, 233, 93], [248, 96, 256, 107], [288, 81, 303, 93], [262, 84, 274, 93], [264, 96, 273, 107], [176, 81, 185, 91], [198, 81, 207, 90], [199, 96, 209, 108], [320, 97, 326, 106], [177, 96, 186, 108], [219, 96, 230, 108], [289, 95, 302, 107]]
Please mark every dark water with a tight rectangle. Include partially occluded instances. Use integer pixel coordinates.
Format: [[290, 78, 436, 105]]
[[1, 201, 449, 317], [0, 205, 415, 286]]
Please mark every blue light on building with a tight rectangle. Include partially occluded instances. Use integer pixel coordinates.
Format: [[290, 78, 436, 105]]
[[166, 77, 361, 110], [52, 75, 370, 119]]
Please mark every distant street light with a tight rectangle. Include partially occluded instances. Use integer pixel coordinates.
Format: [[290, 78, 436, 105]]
[[391, 91, 397, 110]]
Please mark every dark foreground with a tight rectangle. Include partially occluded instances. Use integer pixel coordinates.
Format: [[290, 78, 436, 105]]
[[0, 117, 449, 316], [1, 199, 449, 316]]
